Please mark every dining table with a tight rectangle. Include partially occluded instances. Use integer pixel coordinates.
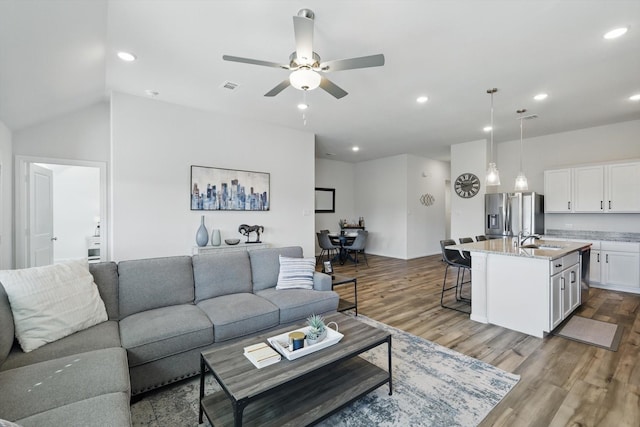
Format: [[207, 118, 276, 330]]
[[329, 232, 358, 265]]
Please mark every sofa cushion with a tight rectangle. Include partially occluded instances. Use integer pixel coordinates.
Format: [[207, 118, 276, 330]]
[[119, 304, 213, 367], [0, 259, 108, 352], [276, 255, 315, 290], [256, 288, 340, 323], [197, 293, 279, 341], [118, 256, 194, 318], [0, 283, 14, 366], [0, 347, 130, 422], [0, 320, 121, 372], [249, 246, 303, 291], [16, 392, 131, 427], [193, 251, 252, 303], [89, 262, 119, 320]]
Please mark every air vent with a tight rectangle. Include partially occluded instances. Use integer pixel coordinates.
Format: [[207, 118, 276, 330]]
[[221, 81, 239, 91]]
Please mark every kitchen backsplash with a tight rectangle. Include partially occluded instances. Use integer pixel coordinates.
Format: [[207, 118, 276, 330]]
[[545, 229, 640, 243]]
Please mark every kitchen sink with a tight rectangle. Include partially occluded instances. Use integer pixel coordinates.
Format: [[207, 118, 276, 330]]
[[520, 244, 562, 250]]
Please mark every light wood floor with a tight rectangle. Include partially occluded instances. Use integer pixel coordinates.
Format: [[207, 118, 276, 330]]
[[323, 253, 640, 427]]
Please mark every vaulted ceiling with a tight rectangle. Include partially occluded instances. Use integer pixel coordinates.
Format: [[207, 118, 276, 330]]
[[1, 0, 638, 162]]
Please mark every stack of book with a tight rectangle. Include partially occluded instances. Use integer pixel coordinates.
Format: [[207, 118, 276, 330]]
[[243, 342, 281, 369]]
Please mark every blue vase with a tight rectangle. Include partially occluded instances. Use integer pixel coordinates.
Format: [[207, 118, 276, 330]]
[[196, 216, 209, 247]]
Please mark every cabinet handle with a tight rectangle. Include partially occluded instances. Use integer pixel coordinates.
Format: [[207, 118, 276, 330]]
[[597, 253, 600, 262], [568, 201, 571, 210], [561, 276, 565, 290], [555, 263, 562, 268], [609, 200, 612, 209], [606, 254, 609, 263], [600, 201, 603, 210], [571, 270, 576, 284]]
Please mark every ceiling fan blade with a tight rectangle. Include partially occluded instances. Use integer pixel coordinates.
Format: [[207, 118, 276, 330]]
[[223, 55, 289, 70], [264, 79, 291, 97], [293, 15, 314, 65], [319, 54, 385, 72], [319, 77, 348, 99]]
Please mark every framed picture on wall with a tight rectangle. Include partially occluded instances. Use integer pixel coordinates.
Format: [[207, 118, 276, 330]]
[[190, 165, 270, 211]]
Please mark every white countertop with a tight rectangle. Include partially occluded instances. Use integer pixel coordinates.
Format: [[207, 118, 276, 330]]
[[447, 238, 591, 260]]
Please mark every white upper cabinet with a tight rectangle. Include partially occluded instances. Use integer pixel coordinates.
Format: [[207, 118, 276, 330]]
[[606, 163, 640, 212], [544, 169, 572, 213], [545, 161, 640, 214], [573, 165, 605, 212]]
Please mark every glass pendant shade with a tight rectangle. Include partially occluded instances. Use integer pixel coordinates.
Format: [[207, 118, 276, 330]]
[[514, 172, 528, 191], [289, 69, 321, 91], [486, 162, 501, 186]]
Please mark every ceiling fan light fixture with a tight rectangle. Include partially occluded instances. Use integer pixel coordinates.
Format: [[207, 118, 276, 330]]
[[290, 69, 321, 91]]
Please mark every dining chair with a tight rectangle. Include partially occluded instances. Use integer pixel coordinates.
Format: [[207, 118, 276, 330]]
[[439, 239, 471, 314], [476, 235, 488, 241], [344, 230, 368, 268], [316, 232, 339, 265]]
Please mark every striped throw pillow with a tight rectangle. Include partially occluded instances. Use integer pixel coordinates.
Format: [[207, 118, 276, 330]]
[[276, 256, 315, 290]]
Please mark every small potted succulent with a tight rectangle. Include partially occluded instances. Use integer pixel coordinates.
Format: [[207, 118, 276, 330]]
[[306, 314, 327, 345]]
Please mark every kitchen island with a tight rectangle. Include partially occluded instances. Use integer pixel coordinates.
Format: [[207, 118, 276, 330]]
[[447, 239, 591, 338]]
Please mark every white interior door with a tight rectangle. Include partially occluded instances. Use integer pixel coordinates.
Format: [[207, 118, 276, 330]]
[[29, 164, 54, 267]]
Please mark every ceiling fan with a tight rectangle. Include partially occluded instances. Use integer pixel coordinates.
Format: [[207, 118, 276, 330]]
[[222, 9, 385, 99]]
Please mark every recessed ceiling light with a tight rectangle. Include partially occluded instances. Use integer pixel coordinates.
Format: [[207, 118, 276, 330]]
[[352, 146, 360, 152], [145, 89, 159, 97], [603, 27, 628, 39], [416, 96, 429, 103], [534, 93, 548, 101], [483, 126, 492, 133], [629, 93, 640, 101], [297, 103, 309, 110], [117, 51, 137, 62]]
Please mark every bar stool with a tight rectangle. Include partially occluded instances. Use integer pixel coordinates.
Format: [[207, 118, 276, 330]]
[[439, 239, 471, 314]]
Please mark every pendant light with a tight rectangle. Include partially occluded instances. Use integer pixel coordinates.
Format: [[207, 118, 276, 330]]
[[514, 109, 529, 191], [485, 88, 501, 186]]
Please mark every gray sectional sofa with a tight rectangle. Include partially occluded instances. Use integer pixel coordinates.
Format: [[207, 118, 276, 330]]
[[0, 246, 338, 426]]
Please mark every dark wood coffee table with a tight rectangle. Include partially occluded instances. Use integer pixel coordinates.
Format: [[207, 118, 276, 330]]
[[199, 312, 392, 426]]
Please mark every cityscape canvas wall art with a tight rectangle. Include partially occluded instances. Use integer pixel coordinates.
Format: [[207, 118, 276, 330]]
[[190, 166, 270, 211]]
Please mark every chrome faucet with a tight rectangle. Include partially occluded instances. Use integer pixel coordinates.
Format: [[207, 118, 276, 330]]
[[519, 233, 541, 246]]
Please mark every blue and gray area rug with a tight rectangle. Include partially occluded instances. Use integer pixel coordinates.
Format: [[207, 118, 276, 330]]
[[131, 315, 519, 426]]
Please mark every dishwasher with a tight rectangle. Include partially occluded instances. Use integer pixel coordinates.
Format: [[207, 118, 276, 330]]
[[579, 246, 591, 304]]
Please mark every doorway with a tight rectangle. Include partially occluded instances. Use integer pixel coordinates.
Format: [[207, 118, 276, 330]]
[[15, 156, 107, 268]]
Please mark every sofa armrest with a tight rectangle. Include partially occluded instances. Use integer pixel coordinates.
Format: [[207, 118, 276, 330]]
[[313, 271, 332, 292]]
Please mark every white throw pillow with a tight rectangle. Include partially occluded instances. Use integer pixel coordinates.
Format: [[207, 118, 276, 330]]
[[0, 259, 108, 353], [276, 255, 315, 290]]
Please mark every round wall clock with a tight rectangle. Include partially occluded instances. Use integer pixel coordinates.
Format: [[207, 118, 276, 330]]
[[454, 173, 480, 198]]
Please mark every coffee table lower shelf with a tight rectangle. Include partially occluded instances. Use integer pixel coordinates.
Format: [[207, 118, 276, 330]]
[[201, 356, 389, 427]]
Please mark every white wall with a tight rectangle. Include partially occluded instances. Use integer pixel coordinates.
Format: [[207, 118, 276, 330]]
[[354, 155, 408, 258], [111, 92, 316, 261], [314, 158, 356, 253], [43, 164, 100, 262], [496, 119, 640, 233], [407, 155, 450, 257], [0, 121, 12, 269], [13, 101, 109, 162], [450, 139, 488, 241]]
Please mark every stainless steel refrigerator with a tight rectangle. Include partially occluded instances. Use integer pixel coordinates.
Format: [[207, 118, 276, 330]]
[[485, 192, 544, 238]]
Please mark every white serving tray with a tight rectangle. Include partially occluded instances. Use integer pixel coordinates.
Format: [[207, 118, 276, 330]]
[[267, 326, 344, 361]]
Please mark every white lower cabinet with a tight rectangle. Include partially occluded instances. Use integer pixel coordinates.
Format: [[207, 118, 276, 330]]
[[590, 241, 640, 291], [549, 253, 580, 331]]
